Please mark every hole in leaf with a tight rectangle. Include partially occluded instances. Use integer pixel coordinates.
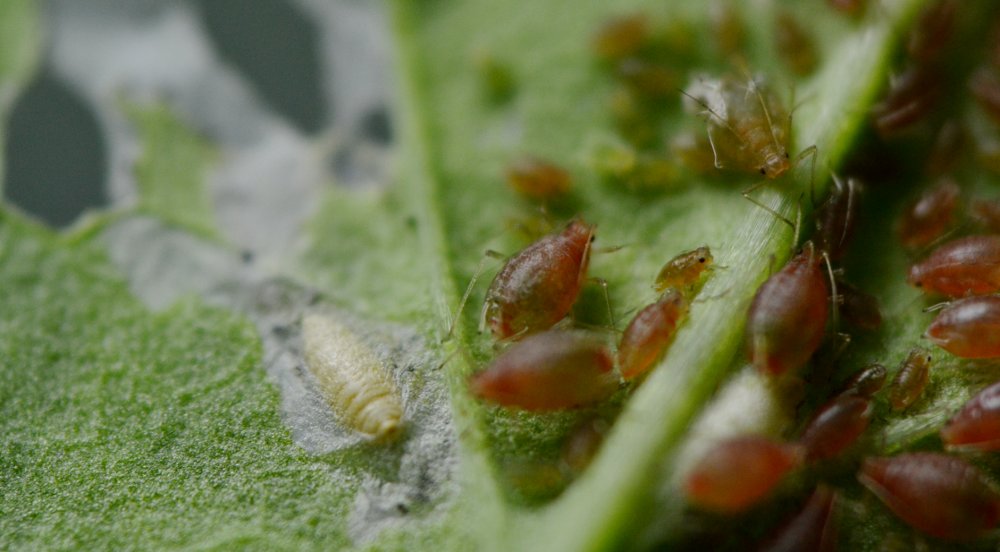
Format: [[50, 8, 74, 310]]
[[3, 71, 108, 228], [196, 0, 327, 135]]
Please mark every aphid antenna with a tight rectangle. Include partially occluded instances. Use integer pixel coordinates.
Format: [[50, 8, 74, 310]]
[[588, 277, 617, 329], [678, 88, 745, 145], [448, 249, 506, 341], [922, 300, 952, 313], [821, 248, 842, 330]]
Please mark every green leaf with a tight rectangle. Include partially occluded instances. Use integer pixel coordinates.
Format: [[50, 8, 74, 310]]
[[8, 0, 1000, 549]]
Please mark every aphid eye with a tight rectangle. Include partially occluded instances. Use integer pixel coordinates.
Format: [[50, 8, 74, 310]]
[[590, 236, 596, 242], [699, 257, 706, 263], [784, 151, 790, 159], [759, 167, 767, 175]]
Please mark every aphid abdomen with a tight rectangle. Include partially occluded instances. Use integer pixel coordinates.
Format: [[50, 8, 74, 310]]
[[887, 348, 932, 411], [746, 247, 829, 376], [926, 295, 1000, 358], [484, 220, 593, 339], [840, 363, 887, 398], [907, 235, 1000, 296], [302, 314, 403, 441], [758, 486, 838, 552], [617, 290, 690, 380], [941, 381, 1000, 451], [798, 395, 873, 462], [470, 330, 617, 411], [897, 178, 961, 250], [858, 453, 1000, 540], [684, 436, 804, 513]]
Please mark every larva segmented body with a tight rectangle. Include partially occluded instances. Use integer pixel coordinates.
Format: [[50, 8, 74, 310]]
[[302, 314, 403, 442]]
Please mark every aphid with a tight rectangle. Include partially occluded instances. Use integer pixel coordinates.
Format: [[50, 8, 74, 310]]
[[814, 176, 862, 262], [774, 10, 818, 76], [683, 75, 799, 179], [758, 486, 838, 552], [614, 58, 677, 99], [481, 219, 594, 340], [907, 235, 1000, 296], [896, 177, 961, 250], [684, 436, 804, 514], [925, 119, 966, 176], [710, 1, 745, 59], [798, 394, 873, 462], [301, 314, 403, 441], [971, 198, 1000, 232], [591, 13, 649, 62], [837, 280, 883, 331], [871, 64, 944, 137], [926, 295, 1000, 358], [906, 0, 957, 64], [858, 453, 1000, 541], [473, 50, 516, 104], [560, 417, 610, 475], [970, 66, 1000, 126], [746, 242, 829, 377], [469, 330, 617, 411], [941, 381, 1000, 451], [617, 289, 690, 381], [653, 246, 713, 295], [826, 0, 865, 16], [887, 348, 932, 411], [505, 157, 572, 202], [839, 363, 887, 398]]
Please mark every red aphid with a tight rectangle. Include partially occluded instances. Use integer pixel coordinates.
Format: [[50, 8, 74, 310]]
[[840, 363, 887, 398], [941, 381, 1000, 451], [926, 295, 1000, 359], [907, 235, 1000, 297], [561, 417, 609, 475], [746, 242, 829, 377], [815, 176, 862, 262], [505, 157, 572, 202], [482, 219, 594, 339], [684, 436, 804, 514], [897, 177, 961, 250], [858, 453, 1000, 541], [469, 330, 617, 411], [757, 486, 838, 552], [617, 289, 689, 380], [887, 348, 932, 412], [837, 281, 883, 331], [871, 64, 944, 137], [798, 394, 873, 462]]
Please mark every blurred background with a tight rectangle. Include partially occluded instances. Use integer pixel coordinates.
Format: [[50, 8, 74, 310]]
[[4, 0, 392, 261]]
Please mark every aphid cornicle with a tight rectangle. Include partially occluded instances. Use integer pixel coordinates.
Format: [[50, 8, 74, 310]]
[[617, 289, 689, 381], [505, 157, 572, 202], [941, 380, 1000, 451], [469, 330, 617, 411], [482, 219, 595, 340], [926, 295, 1000, 358], [684, 436, 804, 514], [907, 235, 1000, 296], [798, 394, 873, 462], [887, 348, 932, 412], [758, 486, 837, 552], [858, 453, 1000, 541], [653, 246, 713, 295], [896, 177, 961, 250], [301, 314, 403, 442], [746, 242, 829, 377]]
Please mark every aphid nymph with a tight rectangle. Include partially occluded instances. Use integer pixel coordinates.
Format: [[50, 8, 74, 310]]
[[302, 313, 403, 442]]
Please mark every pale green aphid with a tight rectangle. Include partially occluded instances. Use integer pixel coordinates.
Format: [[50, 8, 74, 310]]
[[302, 314, 404, 442]]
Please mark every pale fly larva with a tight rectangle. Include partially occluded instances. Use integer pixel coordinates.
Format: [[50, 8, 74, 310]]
[[302, 314, 403, 442]]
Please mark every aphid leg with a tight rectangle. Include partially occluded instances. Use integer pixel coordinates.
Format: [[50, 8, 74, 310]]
[[448, 249, 505, 340], [741, 179, 797, 231], [922, 300, 952, 313], [707, 126, 724, 169], [822, 250, 841, 329], [588, 277, 617, 329], [594, 243, 630, 254], [793, 145, 819, 203]]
